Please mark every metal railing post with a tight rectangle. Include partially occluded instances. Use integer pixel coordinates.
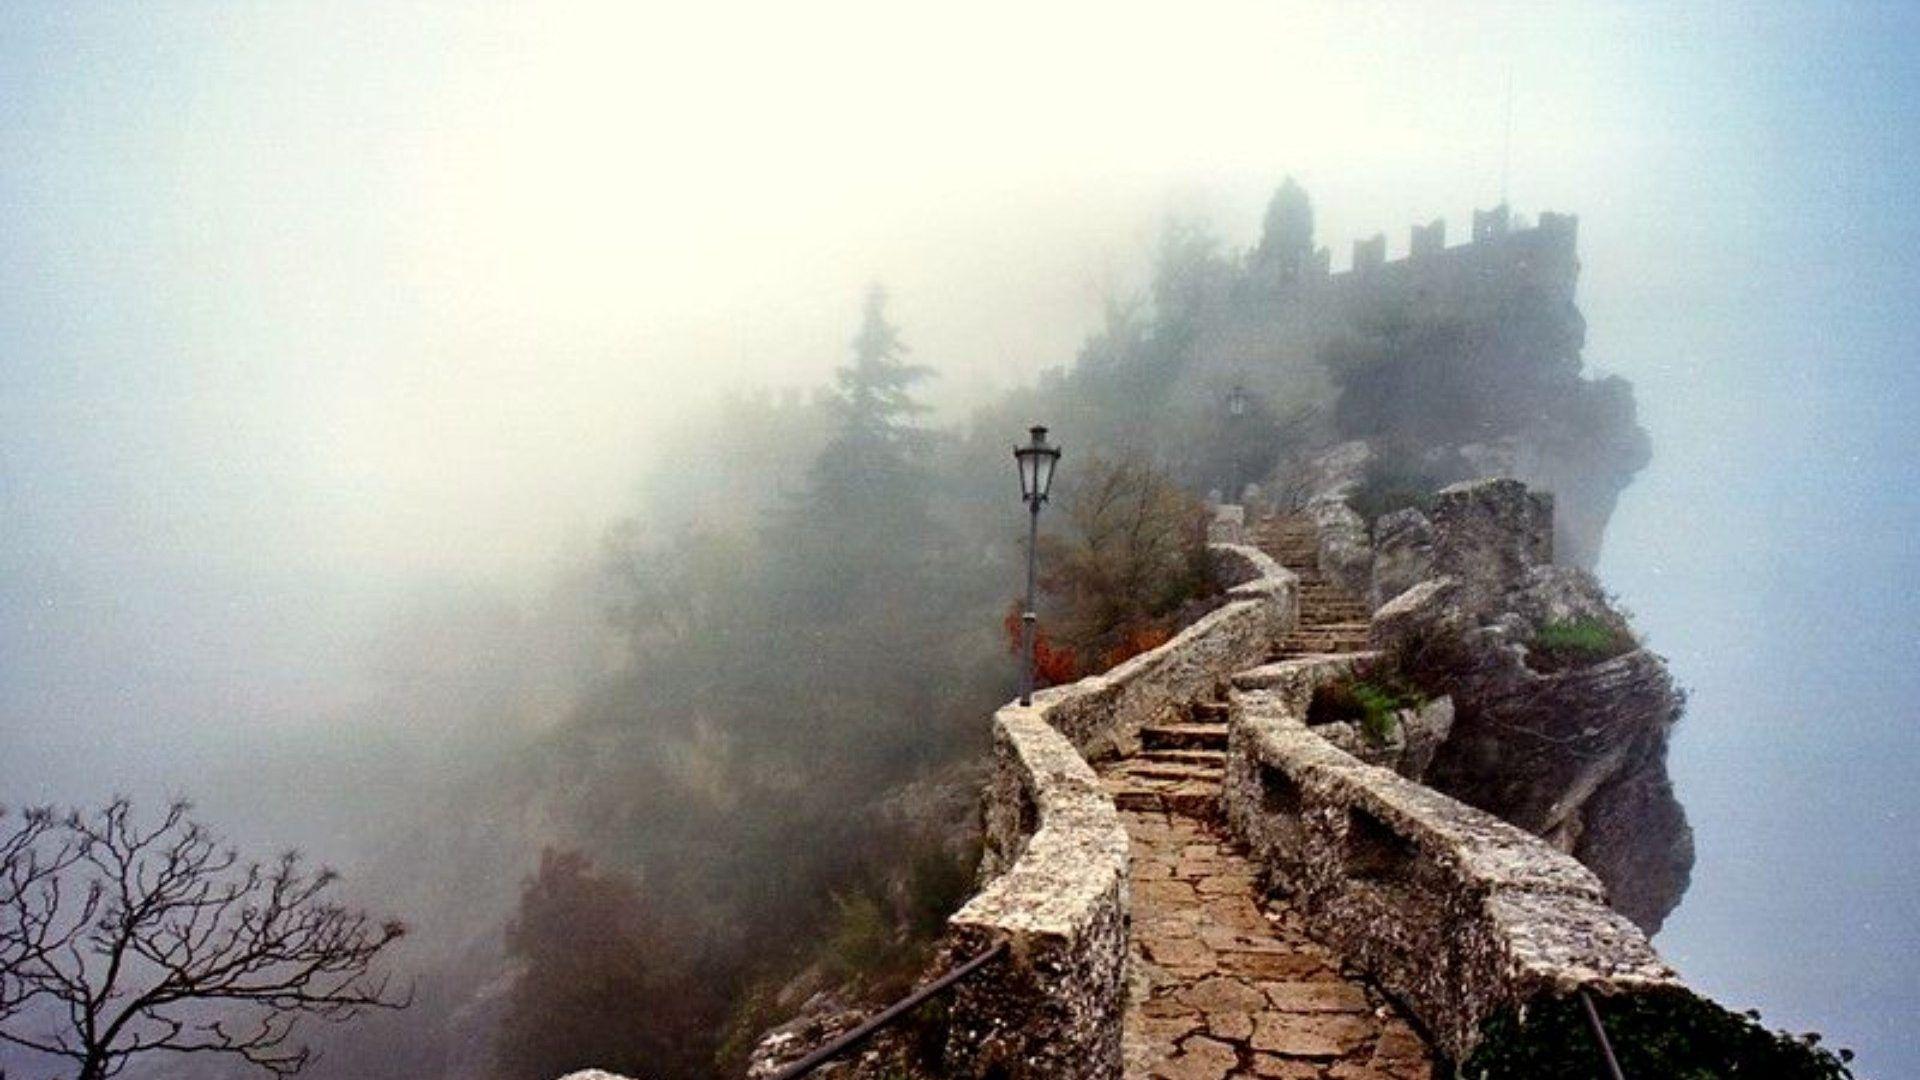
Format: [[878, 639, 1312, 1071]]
[[1578, 988, 1628, 1080]]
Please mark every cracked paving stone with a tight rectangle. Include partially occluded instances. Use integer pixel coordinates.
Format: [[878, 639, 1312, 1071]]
[[1153, 1034, 1240, 1080], [1110, 755, 1436, 1080]]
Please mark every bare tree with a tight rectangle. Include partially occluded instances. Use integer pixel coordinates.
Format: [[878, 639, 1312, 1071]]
[[0, 799, 407, 1079]]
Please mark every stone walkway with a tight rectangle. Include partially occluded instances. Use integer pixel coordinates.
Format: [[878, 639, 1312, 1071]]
[[1117, 807, 1434, 1079], [1106, 511, 1432, 1079]]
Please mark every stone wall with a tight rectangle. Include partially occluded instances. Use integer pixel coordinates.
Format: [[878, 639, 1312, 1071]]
[[1221, 655, 1678, 1062], [1033, 542, 1295, 762], [943, 537, 1295, 1079]]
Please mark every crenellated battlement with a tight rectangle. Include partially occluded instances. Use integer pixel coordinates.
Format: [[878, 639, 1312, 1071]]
[[1247, 185, 1582, 318], [1329, 206, 1578, 296]]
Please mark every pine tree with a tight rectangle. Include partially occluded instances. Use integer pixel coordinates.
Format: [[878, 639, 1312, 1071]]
[[772, 285, 937, 619]]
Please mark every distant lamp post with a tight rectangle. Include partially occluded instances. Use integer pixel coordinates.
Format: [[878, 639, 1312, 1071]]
[[1225, 385, 1250, 499], [1014, 425, 1062, 706]]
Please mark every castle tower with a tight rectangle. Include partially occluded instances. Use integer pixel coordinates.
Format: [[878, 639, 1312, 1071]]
[[1251, 177, 1316, 286]]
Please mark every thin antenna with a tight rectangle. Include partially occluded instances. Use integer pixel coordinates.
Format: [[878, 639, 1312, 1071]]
[[1501, 67, 1514, 207]]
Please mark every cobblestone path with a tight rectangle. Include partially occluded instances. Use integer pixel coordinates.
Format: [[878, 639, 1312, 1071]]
[[1116, 807, 1435, 1079]]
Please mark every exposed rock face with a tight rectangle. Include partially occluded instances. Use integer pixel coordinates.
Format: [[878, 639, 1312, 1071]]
[[1365, 485, 1694, 933], [1369, 507, 1434, 609], [1308, 694, 1455, 781], [1304, 496, 1372, 599], [1285, 439, 1373, 508], [1427, 479, 1553, 609]]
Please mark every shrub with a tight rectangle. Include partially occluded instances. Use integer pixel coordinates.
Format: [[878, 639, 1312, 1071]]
[[904, 836, 981, 940], [822, 890, 895, 982], [1002, 604, 1083, 688], [1308, 675, 1424, 745], [1462, 988, 1855, 1079], [492, 849, 724, 1080], [1027, 455, 1219, 681], [1527, 617, 1636, 673]]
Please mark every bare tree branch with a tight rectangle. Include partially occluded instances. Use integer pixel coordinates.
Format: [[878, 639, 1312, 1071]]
[[0, 799, 408, 1080]]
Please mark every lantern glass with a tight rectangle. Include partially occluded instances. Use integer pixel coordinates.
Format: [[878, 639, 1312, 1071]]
[[1014, 425, 1061, 503], [1033, 445, 1058, 500]]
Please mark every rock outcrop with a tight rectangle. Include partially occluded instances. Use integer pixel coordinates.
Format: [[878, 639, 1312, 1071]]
[[1365, 481, 1693, 932], [1368, 507, 1434, 610]]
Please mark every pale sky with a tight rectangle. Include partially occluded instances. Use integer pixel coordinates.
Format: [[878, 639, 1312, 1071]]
[[3, 2, 1917, 1073]]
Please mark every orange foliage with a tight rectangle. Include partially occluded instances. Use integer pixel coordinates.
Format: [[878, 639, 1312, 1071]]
[[1003, 603, 1083, 687], [1101, 622, 1174, 671]]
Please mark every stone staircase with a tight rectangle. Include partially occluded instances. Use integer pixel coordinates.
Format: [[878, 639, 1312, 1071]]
[[1254, 516, 1371, 658], [1105, 698, 1230, 818], [1100, 514, 1375, 820], [1096, 515, 1434, 1077]]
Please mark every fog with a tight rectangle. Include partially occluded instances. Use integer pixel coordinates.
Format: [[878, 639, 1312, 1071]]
[[3, 2, 1917, 1075]]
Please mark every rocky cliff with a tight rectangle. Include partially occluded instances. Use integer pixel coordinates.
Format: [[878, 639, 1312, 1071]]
[[1300, 470, 1694, 932]]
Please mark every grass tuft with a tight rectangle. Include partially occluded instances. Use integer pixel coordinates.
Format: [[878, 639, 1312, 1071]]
[[1526, 617, 1636, 673]]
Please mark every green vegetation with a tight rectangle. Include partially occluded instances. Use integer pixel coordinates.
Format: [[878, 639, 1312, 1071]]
[[1527, 617, 1637, 673], [1308, 675, 1426, 745], [822, 890, 895, 982], [482, 287, 1010, 1080], [493, 850, 721, 1080], [1462, 989, 1855, 1079]]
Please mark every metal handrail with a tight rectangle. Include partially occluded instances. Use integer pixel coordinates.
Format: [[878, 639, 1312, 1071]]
[[1578, 988, 1629, 1080], [765, 939, 1009, 1080]]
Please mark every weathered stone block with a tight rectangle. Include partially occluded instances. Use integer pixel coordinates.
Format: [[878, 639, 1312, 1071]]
[[1428, 478, 1552, 607], [1369, 508, 1434, 610]]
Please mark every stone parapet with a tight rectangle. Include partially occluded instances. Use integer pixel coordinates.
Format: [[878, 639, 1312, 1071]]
[[1221, 657, 1678, 1062], [1036, 542, 1296, 761], [943, 539, 1295, 1079]]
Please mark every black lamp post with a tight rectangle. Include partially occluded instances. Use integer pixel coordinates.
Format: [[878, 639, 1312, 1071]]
[[1014, 425, 1061, 706]]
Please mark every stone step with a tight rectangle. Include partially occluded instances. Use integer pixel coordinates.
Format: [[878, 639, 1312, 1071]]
[[1190, 699, 1230, 720], [1276, 641, 1370, 655], [1119, 760, 1223, 783], [1293, 632, 1368, 643], [1141, 748, 1227, 768], [1141, 722, 1230, 751], [1110, 785, 1167, 813], [1103, 776, 1220, 819]]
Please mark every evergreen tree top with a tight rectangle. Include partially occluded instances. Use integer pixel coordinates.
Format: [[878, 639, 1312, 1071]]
[[832, 284, 933, 451]]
